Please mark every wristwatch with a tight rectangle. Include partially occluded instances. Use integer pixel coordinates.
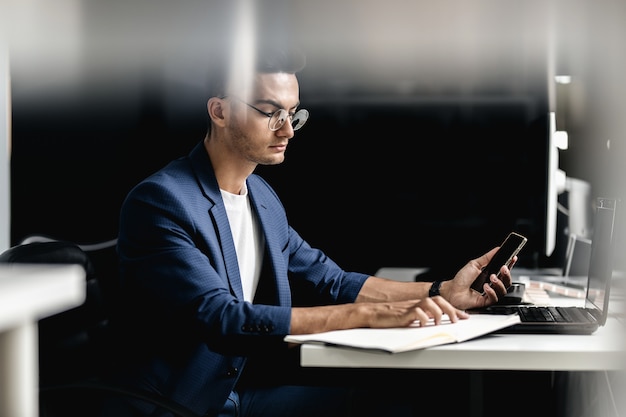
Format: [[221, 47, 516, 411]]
[[428, 280, 443, 297]]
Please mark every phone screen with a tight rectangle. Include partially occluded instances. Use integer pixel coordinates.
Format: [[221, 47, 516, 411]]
[[470, 232, 528, 294]]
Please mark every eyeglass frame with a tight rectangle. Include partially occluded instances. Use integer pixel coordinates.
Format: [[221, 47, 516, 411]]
[[221, 96, 309, 131]]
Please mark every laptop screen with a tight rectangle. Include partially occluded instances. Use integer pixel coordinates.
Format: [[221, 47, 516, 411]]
[[563, 234, 592, 278], [585, 197, 617, 325]]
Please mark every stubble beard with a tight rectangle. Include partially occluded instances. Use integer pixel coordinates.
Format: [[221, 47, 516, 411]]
[[229, 121, 285, 166]]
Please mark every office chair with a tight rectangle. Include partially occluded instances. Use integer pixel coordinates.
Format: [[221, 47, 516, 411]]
[[0, 237, 201, 417]]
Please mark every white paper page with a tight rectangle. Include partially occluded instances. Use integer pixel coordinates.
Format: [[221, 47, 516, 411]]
[[285, 314, 520, 353]]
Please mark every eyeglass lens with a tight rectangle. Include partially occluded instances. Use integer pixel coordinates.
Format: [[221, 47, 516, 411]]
[[269, 109, 309, 131]]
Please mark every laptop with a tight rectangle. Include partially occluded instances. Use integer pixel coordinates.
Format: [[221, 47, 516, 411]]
[[563, 233, 592, 278], [476, 197, 618, 335]]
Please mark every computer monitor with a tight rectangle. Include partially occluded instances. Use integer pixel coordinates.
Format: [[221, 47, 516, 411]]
[[0, 47, 10, 252], [545, 111, 567, 257]]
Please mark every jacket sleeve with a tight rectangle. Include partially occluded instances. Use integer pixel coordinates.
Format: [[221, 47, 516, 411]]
[[247, 174, 369, 308], [286, 226, 369, 307]]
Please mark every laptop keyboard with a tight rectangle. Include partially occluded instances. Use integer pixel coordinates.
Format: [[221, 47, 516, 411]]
[[520, 306, 572, 322], [489, 305, 593, 323]]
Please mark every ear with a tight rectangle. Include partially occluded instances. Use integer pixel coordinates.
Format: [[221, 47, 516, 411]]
[[208, 97, 227, 128]]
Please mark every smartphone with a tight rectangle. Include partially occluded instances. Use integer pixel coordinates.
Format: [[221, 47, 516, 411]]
[[470, 232, 528, 294]]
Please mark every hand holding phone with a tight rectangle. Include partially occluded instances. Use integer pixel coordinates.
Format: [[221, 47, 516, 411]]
[[470, 232, 528, 294]]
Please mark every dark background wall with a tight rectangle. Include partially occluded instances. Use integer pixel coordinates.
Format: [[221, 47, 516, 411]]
[[6, 0, 625, 275]]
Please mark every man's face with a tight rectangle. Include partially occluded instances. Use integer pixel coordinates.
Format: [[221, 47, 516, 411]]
[[226, 72, 302, 166]]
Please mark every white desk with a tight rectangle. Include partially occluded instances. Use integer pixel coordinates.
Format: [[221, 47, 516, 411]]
[[300, 317, 626, 371], [300, 318, 626, 416], [301, 268, 626, 416], [346, 266, 626, 372], [0, 264, 85, 417]]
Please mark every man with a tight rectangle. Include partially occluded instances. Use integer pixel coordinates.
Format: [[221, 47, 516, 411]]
[[111, 45, 514, 417]]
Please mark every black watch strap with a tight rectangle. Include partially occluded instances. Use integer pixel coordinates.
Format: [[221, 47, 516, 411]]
[[429, 280, 443, 297]]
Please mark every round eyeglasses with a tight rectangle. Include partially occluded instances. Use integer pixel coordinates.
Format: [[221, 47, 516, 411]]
[[226, 97, 309, 131]]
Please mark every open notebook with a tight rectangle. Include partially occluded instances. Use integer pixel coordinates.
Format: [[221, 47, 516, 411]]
[[477, 197, 617, 335], [284, 314, 520, 353]]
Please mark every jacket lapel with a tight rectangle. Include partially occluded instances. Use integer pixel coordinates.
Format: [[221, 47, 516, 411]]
[[188, 141, 290, 305], [189, 142, 244, 299], [248, 179, 291, 306]]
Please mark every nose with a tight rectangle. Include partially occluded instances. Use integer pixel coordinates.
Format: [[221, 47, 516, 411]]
[[276, 118, 295, 139]]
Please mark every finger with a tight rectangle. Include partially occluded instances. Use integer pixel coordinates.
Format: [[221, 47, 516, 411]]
[[498, 264, 513, 288], [413, 308, 431, 327], [483, 274, 507, 302], [491, 270, 509, 294], [473, 247, 500, 271], [429, 296, 463, 323], [433, 298, 469, 323], [479, 247, 500, 265], [417, 297, 445, 324], [444, 306, 470, 323], [482, 282, 499, 303]]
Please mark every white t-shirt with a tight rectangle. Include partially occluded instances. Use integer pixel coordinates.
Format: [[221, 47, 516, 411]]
[[220, 184, 264, 302]]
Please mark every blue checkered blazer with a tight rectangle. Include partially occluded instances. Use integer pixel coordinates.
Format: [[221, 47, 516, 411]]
[[114, 140, 369, 416]]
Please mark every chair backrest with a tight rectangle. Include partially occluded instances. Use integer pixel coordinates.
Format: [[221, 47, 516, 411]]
[[0, 239, 115, 384], [0, 238, 204, 417]]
